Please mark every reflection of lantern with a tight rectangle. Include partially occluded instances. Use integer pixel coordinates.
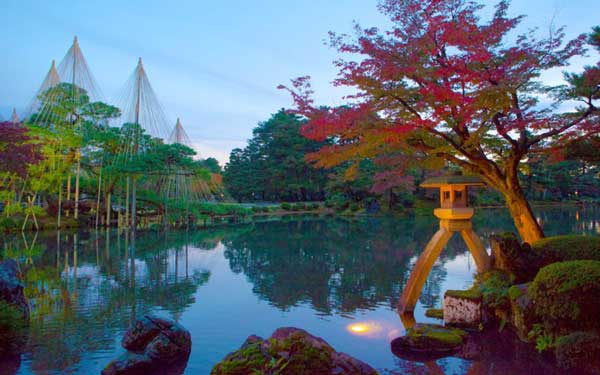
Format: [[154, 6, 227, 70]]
[[398, 175, 491, 314]]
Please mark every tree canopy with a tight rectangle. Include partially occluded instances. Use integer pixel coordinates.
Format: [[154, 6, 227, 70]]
[[224, 109, 329, 202], [281, 0, 600, 243]]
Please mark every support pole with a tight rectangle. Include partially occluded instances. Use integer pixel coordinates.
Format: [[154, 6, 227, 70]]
[[397, 227, 453, 314], [57, 181, 63, 229], [95, 165, 102, 228], [398, 219, 491, 314]]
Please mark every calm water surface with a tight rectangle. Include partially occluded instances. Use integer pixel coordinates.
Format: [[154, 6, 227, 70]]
[[1, 206, 599, 375]]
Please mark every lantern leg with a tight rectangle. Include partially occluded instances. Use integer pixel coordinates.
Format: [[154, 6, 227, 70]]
[[398, 227, 453, 314], [460, 228, 491, 272]]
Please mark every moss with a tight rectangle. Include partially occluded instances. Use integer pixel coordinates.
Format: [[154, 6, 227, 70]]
[[266, 332, 333, 374], [406, 324, 467, 347], [211, 342, 268, 375], [211, 331, 335, 375], [532, 235, 600, 264], [445, 286, 482, 301], [425, 308, 444, 320], [528, 260, 600, 337]]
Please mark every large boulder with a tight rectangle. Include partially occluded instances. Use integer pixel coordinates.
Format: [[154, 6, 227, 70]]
[[211, 327, 378, 375], [0, 260, 29, 320], [102, 315, 191, 375], [390, 324, 467, 361]]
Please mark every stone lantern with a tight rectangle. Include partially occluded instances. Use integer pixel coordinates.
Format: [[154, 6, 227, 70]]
[[398, 175, 491, 314]]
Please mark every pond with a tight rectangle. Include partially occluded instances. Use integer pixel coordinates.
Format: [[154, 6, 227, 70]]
[[1, 205, 599, 375]]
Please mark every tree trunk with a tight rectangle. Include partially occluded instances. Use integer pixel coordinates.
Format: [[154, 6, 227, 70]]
[[503, 189, 544, 244]]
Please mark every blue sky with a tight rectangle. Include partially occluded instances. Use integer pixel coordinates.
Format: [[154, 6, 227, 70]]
[[0, 0, 597, 164]]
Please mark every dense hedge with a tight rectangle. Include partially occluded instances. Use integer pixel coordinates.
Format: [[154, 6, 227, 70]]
[[528, 260, 600, 336], [532, 235, 600, 265]]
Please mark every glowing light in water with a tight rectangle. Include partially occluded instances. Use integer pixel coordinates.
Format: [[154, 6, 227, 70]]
[[346, 321, 383, 336], [349, 324, 368, 333]]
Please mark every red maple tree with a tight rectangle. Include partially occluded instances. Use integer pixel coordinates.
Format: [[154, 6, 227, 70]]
[[281, 0, 599, 243]]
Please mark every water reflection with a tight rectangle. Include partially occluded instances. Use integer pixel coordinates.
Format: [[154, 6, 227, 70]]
[[1, 229, 222, 374], [0, 206, 597, 374]]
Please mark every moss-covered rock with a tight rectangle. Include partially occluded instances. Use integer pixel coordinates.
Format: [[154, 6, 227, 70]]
[[390, 324, 467, 361], [444, 287, 482, 301], [102, 315, 191, 375], [211, 327, 377, 375], [444, 287, 482, 328], [528, 260, 600, 337], [554, 331, 600, 373], [532, 235, 600, 265], [425, 308, 443, 320], [490, 232, 539, 282], [508, 283, 535, 342]]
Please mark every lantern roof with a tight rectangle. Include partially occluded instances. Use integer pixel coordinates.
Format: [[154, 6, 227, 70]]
[[421, 175, 484, 188]]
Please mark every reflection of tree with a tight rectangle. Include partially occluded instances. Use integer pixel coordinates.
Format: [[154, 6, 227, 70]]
[[418, 264, 447, 308], [1, 229, 216, 374], [222, 217, 439, 315]]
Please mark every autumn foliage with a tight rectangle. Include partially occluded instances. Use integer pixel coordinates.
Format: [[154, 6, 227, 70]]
[[0, 122, 42, 178], [280, 0, 599, 243]]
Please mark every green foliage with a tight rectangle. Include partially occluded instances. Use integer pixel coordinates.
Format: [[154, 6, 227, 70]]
[[477, 270, 513, 310], [293, 203, 306, 211], [0, 217, 18, 232], [528, 260, 600, 336], [280, 203, 291, 211]]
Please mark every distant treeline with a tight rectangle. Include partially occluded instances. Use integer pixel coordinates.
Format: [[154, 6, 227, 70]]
[[224, 109, 600, 209]]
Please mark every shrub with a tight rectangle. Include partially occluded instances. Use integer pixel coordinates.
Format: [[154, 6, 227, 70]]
[[0, 218, 17, 232], [280, 202, 291, 210], [528, 260, 600, 336], [251, 206, 263, 213], [294, 203, 306, 211], [477, 270, 513, 310], [349, 203, 360, 212], [324, 201, 334, 208], [532, 235, 600, 265], [311, 203, 320, 210]]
